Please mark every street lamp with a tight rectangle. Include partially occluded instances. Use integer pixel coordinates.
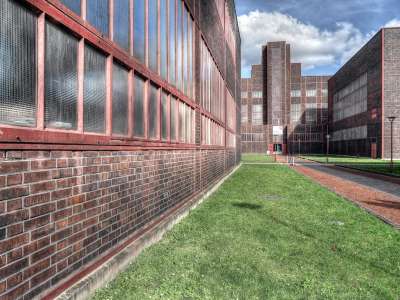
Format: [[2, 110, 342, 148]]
[[326, 134, 331, 164], [387, 116, 396, 172]]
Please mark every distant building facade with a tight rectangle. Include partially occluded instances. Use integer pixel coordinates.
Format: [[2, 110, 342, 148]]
[[328, 27, 400, 159], [241, 65, 267, 153], [288, 63, 330, 155], [241, 42, 330, 154]]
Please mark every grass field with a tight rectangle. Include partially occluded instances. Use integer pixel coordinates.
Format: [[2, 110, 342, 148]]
[[92, 165, 400, 300], [301, 154, 400, 177], [241, 153, 275, 163]]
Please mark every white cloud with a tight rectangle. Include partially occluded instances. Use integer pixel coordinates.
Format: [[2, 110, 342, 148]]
[[238, 10, 372, 74], [385, 18, 400, 27]]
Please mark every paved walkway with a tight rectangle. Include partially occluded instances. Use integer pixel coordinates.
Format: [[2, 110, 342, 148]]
[[291, 158, 400, 228]]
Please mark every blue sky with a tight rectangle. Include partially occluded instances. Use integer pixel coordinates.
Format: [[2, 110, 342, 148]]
[[237, 0, 400, 77]]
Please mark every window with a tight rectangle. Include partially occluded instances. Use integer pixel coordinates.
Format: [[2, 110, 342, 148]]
[[87, 0, 109, 36], [0, 0, 37, 127], [134, 0, 145, 63], [185, 104, 191, 143], [306, 89, 317, 97], [84, 44, 106, 133], [333, 73, 367, 122], [188, 17, 194, 98], [148, 0, 158, 72], [332, 126, 368, 142], [241, 92, 248, 98], [161, 92, 168, 140], [170, 96, 177, 141], [60, 0, 81, 15], [169, 0, 176, 85], [321, 88, 328, 97], [200, 39, 224, 121], [134, 75, 145, 137], [252, 104, 263, 125], [290, 104, 301, 123], [291, 90, 301, 97], [179, 101, 185, 142], [45, 22, 78, 130], [241, 105, 248, 123], [305, 103, 317, 123], [148, 83, 159, 139], [176, 1, 182, 90], [114, 0, 130, 51], [112, 62, 129, 135], [252, 91, 262, 98], [160, 0, 168, 80], [183, 8, 188, 95]]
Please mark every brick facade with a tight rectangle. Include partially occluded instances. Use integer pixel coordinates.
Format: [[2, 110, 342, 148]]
[[328, 29, 400, 159], [0, 0, 241, 299]]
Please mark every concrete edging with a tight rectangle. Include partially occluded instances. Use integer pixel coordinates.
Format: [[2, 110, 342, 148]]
[[55, 163, 242, 300]]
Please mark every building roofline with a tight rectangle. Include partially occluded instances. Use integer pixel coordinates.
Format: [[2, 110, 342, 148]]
[[329, 28, 384, 81]]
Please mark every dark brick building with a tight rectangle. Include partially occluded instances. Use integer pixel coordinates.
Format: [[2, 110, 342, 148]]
[[328, 27, 400, 159], [288, 64, 330, 155], [241, 42, 329, 154], [240, 65, 267, 153], [0, 0, 241, 299]]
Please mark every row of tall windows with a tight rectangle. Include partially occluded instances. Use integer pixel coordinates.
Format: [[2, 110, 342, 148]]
[[331, 126, 368, 142], [241, 105, 248, 123], [200, 39, 225, 122], [0, 0, 195, 143], [226, 131, 236, 148], [252, 104, 263, 125], [202, 116, 224, 146], [60, 0, 194, 98], [333, 73, 368, 122], [252, 91, 263, 98], [226, 91, 236, 130]]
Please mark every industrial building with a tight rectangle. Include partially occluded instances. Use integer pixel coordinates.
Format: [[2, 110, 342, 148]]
[[328, 27, 400, 159], [0, 0, 241, 298], [241, 42, 330, 154]]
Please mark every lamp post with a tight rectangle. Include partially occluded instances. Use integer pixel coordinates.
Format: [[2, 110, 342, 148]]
[[387, 116, 396, 172], [326, 134, 331, 164]]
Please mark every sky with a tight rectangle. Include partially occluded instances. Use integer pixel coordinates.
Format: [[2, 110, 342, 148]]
[[237, 0, 400, 78]]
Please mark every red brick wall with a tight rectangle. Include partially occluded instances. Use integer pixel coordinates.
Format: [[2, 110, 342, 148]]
[[0, 149, 235, 299]]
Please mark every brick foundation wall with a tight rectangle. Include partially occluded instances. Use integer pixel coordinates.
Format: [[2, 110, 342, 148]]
[[0, 149, 236, 299]]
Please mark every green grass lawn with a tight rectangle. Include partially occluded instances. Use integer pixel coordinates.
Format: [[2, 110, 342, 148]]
[[241, 153, 275, 163], [301, 154, 400, 177], [92, 165, 400, 300]]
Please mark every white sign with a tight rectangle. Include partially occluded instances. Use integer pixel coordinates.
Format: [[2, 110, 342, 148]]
[[273, 126, 283, 136]]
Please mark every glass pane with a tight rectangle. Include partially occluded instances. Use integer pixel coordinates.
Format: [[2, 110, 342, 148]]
[[179, 101, 184, 142], [133, 0, 145, 63], [161, 92, 168, 140], [176, 1, 182, 90], [188, 17, 193, 98], [148, 83, 159, 139], [160, 0, 168, 80], [134, 75, 145, 137], [185, 105, 190, 143], [84, 44, 106, 133], [148, 0, 158, 72], [170, 96, 177, 141], [87, 0, 109, 36], [45, 22, 78, 130], [183, 8, 187, 94], [60, 0, 81, 15], [169, 0, 176, 85], [0, 0, 36, 127], [112, 62, 129, 135], [114, 0, 130, 51]]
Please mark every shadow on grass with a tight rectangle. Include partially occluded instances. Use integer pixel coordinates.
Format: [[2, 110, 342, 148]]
[[232, 202, 263, 210]]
